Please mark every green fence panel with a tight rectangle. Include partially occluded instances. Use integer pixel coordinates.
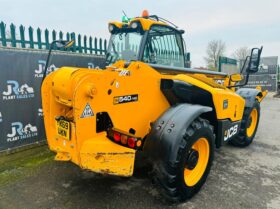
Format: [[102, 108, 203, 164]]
[[19, 25, 26, 48], [44, 29, 49, 49], [0, 21, 7, 47], [77, 34, 82, 53], [65, 32, 70, 52], [99, 38, 103, 55], [94, 37, 98, 54], [28, 26, 34, 48], [52, 30, 57, 50], [0, 20, 107, 53], [59, 31, 63, 40], [10, 24, 16, 47], [66, 32, 70, 41], [37, 28, 42, 49], [89, 36, 93, 54], [84, 35, 87, 54], [70, 33, 76, 52]]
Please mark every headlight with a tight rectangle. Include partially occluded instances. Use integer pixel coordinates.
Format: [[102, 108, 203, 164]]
[[108, 24, 115, 33], [131, 22, 138, 29]]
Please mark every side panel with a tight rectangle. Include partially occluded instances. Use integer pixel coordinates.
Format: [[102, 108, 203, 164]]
[[159, 76, 246, 148], [170, 74, 246, 122]]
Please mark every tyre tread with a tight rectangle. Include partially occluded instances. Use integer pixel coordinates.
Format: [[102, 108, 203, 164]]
[[153, 117, 214, 202]]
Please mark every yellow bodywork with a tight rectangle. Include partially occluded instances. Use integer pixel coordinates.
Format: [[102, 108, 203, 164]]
[[109, 17, 168, 31], [42, 60, 268, 176]]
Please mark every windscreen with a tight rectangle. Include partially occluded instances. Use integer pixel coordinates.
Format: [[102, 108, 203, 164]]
[[106, 32, 143, 65]]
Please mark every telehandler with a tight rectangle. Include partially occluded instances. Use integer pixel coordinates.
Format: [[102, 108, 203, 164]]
[[41, 11, 267, 202]]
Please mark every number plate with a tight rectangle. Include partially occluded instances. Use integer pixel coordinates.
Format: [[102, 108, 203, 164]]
[[56, 120, 70, 140]]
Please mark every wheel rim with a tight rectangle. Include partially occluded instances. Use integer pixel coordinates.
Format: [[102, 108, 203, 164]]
[[246, 108, 258, 138], [184, 137, 210, 187]]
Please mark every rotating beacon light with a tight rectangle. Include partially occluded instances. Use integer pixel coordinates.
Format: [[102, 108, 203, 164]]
[[142, 10, 149, 18]]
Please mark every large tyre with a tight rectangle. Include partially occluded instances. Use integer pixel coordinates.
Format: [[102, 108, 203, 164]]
[[153, 118, 215, 202], [229, 101, 260, 147]]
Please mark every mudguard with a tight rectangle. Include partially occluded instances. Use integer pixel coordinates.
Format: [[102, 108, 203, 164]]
[[143, 104, 212, 163], [236, 88, 267, 107]]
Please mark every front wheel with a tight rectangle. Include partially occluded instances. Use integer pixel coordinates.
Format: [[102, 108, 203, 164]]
[[229, 101, 260, 147], [153, 118, 215, 202]]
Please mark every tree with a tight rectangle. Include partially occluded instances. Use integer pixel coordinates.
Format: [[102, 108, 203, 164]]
[[204, 40, 226, 70], [232, 46, 250, 68]]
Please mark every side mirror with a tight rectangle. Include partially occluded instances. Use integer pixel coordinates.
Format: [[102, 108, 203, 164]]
[[230, 73, 243, 82], [246, 46, 263, 73], [55, 40, 75, 49]]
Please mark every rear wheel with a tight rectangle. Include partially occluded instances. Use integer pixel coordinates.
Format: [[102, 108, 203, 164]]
[[229, 101, 260, 147], [153, 118, 215, 202]]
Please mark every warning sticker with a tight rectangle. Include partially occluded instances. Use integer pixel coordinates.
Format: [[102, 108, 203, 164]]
[[80, 103, 94, 118]]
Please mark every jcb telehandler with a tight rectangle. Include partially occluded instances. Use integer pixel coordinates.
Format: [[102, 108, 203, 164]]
[[41, 11, 267, 202]]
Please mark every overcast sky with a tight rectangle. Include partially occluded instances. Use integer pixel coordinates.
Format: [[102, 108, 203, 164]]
[[1, 0, 279, 67]]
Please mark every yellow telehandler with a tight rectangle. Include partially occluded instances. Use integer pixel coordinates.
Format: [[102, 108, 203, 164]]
[[41, 11, 267, 202]]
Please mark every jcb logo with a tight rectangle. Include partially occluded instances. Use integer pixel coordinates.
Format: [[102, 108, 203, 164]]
[[224, 124, 238, 141]]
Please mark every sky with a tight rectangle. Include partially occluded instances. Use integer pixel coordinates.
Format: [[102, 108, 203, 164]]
[[1, 0, 280, 67]]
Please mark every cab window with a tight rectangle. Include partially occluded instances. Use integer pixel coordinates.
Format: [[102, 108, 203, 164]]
[[142, 25, 185, 67]]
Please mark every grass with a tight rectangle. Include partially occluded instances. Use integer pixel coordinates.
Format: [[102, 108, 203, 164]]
[[0, 145, 54, 186]]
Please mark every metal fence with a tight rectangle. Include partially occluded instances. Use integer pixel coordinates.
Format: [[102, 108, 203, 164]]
[[0, 21, 107, 54]]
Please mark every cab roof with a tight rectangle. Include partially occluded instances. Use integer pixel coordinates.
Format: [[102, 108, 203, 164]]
[[108, 13, 184, 34], [109, 17, 168, 31]]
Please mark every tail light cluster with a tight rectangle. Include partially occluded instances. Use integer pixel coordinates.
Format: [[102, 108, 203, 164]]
[[107, 129, 142, 149]]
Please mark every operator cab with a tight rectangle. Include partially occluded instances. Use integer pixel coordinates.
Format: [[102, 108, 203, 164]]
[[106, 11, 188, 67]]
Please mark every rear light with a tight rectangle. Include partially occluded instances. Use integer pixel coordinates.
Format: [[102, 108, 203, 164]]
[[121, 135, 128, 144], [127, 137, 136, 148], [136, 140, 142, 147], [108, 129, 142, 150], [113, 131, 121, 142]]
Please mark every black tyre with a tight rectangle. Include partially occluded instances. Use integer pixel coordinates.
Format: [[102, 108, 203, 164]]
[[153, 117, 215, 202], [229, 101, 260, 147]]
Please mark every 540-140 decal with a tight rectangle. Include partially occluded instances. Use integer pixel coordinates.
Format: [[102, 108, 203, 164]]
[[113, 94, 138, 105]]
